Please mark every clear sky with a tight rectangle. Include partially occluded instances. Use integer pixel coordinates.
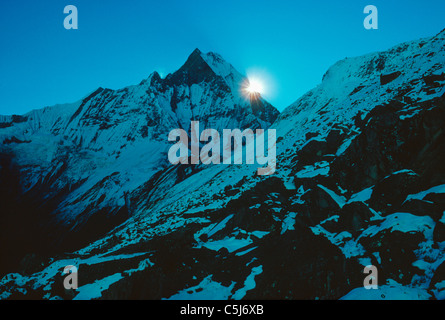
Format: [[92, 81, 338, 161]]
[[1, 0, 444, 115]]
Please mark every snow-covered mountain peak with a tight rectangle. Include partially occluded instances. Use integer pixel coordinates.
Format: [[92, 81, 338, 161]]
[[163, 48, 220, 87], [0, 48, 279, 259], [200, 51, 246, 95], [161, 48, 247, 98]]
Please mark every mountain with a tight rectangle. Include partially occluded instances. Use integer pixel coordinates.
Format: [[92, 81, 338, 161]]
[[1, 29, 445, 300], [0, 49, 279, 277]]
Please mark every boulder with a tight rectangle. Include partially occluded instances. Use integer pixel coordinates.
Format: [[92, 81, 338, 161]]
[[359, 224, 428, 285], [369, 170, 420, 215], [400, 199, 443, 221], [338, 202, 374, 234], [299, 185, 342, 226], [296, 139, 328, 168]]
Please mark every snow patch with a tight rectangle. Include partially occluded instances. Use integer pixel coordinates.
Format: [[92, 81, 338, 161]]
[[166, 275, 235, 300], [74, 273, 123, 300], [405, 184, 445, 202], [231, 265, 263, 300], [341, 284, 431, 300]]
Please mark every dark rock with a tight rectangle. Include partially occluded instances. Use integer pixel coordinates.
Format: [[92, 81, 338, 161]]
[[338, 202, 374, 234], [223, 185, 238, 197], [18, 254, 46, 276], [424, 193, 445, 208], [380, 71, 402, 85], [369, 170, 420, 215], [400, 199, 443, 221], [326, 129, 347, 152], [359, 228, 426, 285], [296, 139, 328, 167], [330, 101, 405, 191], [244, 226, 362, 299], [299, 185, 342, 225], [430, 260, 445, 295], [433, 220, 445, 243], [11, 115, 29, 123], [3, 136, 31, 144], [305, 132, 319, 140], [423, 73, 445, 87], [331, 99, 445, 193]]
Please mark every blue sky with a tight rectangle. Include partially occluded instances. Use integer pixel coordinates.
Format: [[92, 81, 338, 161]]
[[1, 0, 444, 115]]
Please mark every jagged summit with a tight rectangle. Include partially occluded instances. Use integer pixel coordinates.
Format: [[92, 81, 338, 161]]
[[164, 48, 219, 87], [162, 48, 246, 96]]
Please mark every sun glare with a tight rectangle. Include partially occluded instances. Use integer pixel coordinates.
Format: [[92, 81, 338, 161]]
[[247, 79, 263, 94], [245, 78, 264, 95]]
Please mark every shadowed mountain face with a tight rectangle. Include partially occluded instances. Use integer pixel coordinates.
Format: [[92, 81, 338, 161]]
[[1, 30, 445, 300]]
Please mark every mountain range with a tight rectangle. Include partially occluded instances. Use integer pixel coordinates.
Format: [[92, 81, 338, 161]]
[[0, 29, 444, 300]]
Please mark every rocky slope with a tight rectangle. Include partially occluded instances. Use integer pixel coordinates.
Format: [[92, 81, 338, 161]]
[[1, 30, 445, 300]]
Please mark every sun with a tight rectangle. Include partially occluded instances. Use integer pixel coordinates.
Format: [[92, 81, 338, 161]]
[[243, 78, 264, 97], [246, 78, 264, 94]]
